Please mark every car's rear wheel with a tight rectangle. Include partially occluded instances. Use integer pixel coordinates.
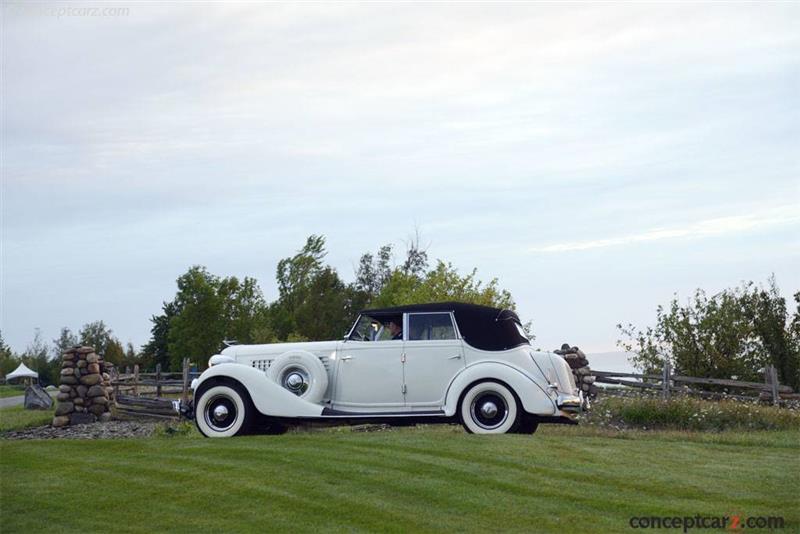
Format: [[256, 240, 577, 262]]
[[459, 381, 520, 434], [195, 383, 253, 438]]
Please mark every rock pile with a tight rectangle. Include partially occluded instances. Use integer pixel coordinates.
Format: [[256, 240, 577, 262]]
[[24, 384, 53, 410], [52, 346, 114, 427], [555, 343, 597, 398]]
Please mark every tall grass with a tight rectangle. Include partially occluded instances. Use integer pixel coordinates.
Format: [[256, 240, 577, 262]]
[[583, 396, 800, 431]]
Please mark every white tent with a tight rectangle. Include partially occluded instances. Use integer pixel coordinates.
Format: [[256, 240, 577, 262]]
[[6, 362, 39, 383]]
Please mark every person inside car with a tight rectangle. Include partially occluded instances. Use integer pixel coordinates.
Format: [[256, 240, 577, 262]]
[[386, 319, 403, 340]]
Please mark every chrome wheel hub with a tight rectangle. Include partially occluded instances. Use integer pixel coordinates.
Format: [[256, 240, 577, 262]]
[[281, 367, 310, 396], [213, 405, 229, 421], [480, 401, 498, 418], [470, 392, 509, 430], [204, 395, 237, 432], [286, 372, 304, 390]]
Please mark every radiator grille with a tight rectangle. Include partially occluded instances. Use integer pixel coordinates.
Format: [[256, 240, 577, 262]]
[[251, 359, 271, 373], [251, 356, 331, 374]]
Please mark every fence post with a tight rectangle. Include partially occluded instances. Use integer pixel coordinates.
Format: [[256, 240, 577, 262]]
[[155, 363, 162, 398], [662, 359, 671, 401], [181, 358, 190, 404], [111, 367, 119, 400], [133, 364, 140, 398]]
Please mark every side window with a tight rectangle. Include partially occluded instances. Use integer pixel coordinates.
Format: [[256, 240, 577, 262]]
[[408, 313, 457, 341]]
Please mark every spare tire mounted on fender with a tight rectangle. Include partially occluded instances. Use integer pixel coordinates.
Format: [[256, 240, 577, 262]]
[[267, 351, 328, 404]]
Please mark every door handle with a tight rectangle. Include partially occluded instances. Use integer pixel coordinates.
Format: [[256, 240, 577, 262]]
[[341, 355, 353, 361], [448, 354, 462, 360]]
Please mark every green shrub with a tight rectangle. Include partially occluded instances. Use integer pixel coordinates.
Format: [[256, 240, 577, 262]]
[[152, 420, 198, 438], [583, 396, 800, 431]]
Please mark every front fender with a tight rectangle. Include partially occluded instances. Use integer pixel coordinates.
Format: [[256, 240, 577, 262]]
[[443, 362, 556, 417], [194, 363, 324, 418]]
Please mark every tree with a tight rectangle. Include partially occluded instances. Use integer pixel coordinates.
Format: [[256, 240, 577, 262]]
[[270, 236, 353, 341], [219, 276, 269, 346], [52, 327, 78, 360], [166, 266, 228, 369], [123, 342, 139, 368], [271, 235, 327, 339], [143, 233, 531, 366], [292, 267, 352, 341], [745, 277, 800, 390], [141, 301, 178, 371], [618, 278, 800, 388], [0, 331, 19, 380], [165, 266, 269, 369], [354, 244, 393, 298], [374, 261, 516, 310], [401, 229, 429, 277], [104, 338, 126, 367], [79, 321, 114, 356], [276, 235, 327, 301], [20, 329, 58, 386]]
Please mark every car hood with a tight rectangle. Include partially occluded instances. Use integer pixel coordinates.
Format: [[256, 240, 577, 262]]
[[220, 340, 342, 359]]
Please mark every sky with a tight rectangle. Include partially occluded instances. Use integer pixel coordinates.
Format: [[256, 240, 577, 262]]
[[2, 2, 799, 359]]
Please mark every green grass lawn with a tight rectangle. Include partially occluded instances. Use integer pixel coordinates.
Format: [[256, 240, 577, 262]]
[[0, 385, 26, 399], [0, 405, 53, 432], [1, 424, 797, 533]]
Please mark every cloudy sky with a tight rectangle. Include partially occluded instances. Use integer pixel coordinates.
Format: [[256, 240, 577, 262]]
[[2, 2, 799, 357]]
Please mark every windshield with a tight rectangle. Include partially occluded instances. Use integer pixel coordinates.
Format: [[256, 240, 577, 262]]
[[348, 314, 396, 341], [514, 321, 530, 343]]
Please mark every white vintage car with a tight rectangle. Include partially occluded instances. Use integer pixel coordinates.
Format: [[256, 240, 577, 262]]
[[190, 302, 587, 437]]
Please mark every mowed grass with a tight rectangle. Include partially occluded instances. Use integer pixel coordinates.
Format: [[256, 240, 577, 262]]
[[0, 405, 53, 432], [1, 425, 798, 533], [0, 385, 26, 399]]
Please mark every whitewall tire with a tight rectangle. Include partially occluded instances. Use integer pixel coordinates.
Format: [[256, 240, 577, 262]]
[[195, 384, 252, 438], [460, 381, 520, 434], [267, 351, 328, 404]]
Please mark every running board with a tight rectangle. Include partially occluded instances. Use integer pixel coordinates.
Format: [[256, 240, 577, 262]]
[[320, 407, 445, 418]]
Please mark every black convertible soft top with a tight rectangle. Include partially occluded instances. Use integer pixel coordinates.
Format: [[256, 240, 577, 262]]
[[360, 301, 529, 352]]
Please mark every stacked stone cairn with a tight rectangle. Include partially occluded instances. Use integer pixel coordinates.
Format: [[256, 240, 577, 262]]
[[52, 346, 114, 427], [554, 343, 597, 398]]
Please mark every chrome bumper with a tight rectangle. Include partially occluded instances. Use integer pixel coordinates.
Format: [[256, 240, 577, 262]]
[[173, 399, 194, 419], [556, 390, 589, 413]]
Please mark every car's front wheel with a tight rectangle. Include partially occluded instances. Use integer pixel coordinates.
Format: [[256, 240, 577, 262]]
[[195, 382, 253, 438], [459, 381, 520, 434]]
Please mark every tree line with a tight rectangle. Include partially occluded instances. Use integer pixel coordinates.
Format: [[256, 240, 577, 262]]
[[1, 234, 517, 383], [3, 233, 797, 391], [0, 321, 134, 387], [618, 276, 800, 390], [141, 234, 518, 371]]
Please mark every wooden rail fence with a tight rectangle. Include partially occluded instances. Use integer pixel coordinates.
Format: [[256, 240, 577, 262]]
[[109, 358, 796, 418], [592, 364, 796, 405], [110, 358, 200, 419]]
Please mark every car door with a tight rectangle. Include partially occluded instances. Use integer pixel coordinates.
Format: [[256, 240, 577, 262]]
[[333, 337, 405, 412], [402, 312, 465, 409]]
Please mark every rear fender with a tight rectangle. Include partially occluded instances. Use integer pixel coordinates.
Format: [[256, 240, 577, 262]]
[[443, 362, 556, 417], [194, 363, 324, 418]]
